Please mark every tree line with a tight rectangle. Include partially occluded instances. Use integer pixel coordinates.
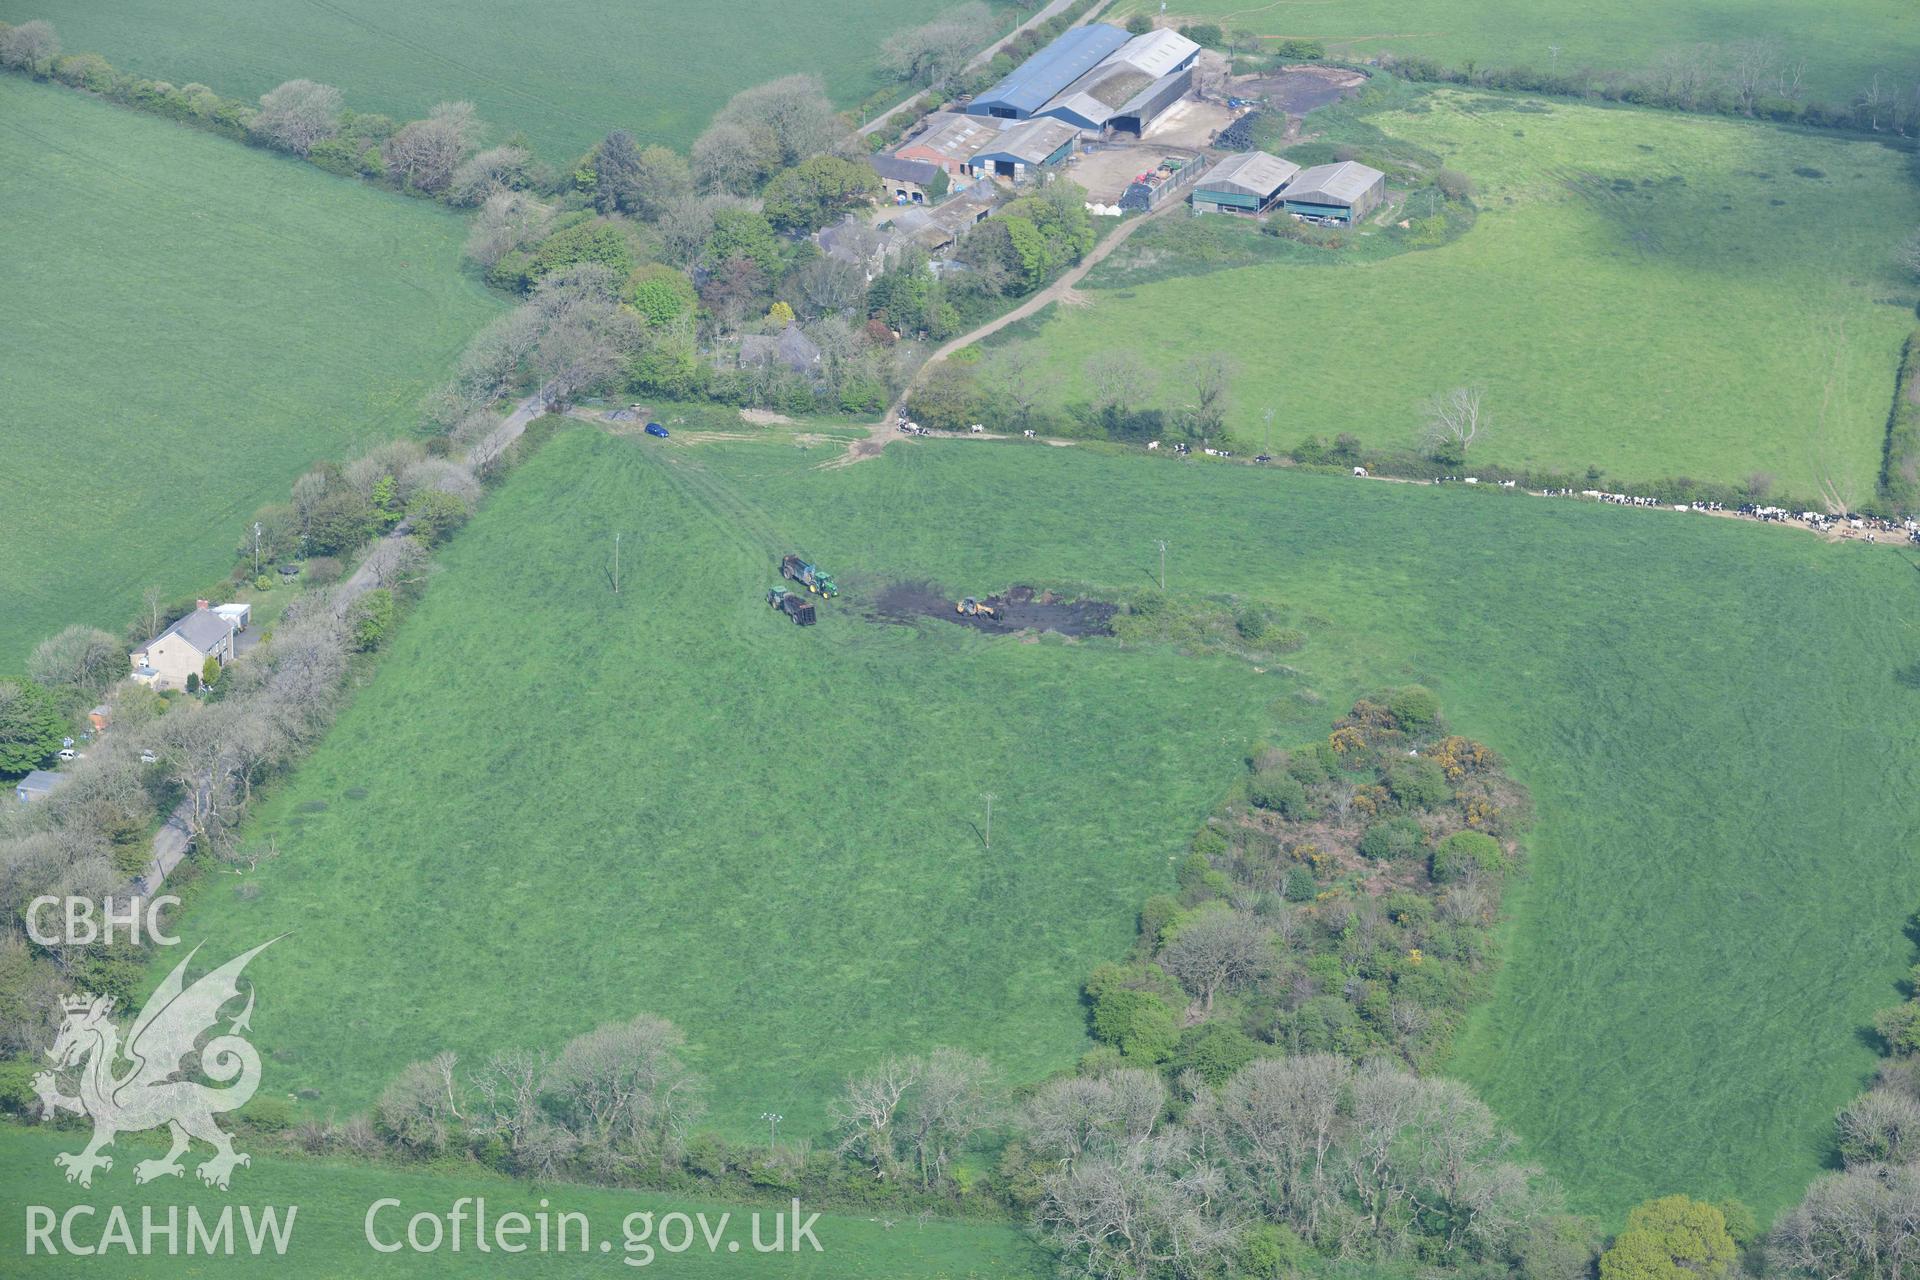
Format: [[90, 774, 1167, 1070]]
[[1, 17, 1116, 423], [0, 407, 514, 1079]]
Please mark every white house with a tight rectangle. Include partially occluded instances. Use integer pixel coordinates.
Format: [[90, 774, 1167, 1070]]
[[130, 601, 238, 691]]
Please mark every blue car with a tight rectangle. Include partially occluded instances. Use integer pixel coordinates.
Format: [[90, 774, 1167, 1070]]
[[644, 422, 670, 438]]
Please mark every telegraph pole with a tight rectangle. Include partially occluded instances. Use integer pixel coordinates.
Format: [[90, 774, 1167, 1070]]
[[983, 792, 996, 851], [1156, 540, 1168, 592], [612, 531, 621, 595]]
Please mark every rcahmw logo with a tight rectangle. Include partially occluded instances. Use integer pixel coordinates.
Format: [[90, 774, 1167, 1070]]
[[34, 937, 282, 1190]]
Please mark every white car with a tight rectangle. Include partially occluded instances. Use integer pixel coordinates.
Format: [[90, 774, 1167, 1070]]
[[140, 750, 158, 764], [57, 748, 77, 761]]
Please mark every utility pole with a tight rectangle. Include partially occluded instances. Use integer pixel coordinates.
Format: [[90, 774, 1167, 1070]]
[[1262, 406, 1275, 457], [251, 521, 263, 575], [761, 1112, 783, 1146], [1155, 539, 1168, 592], [612, 531, 621, 595], [1549, 44, 1561, 72], [983, 792, 995, 851]]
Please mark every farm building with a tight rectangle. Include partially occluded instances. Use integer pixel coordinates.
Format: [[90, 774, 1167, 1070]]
[[1038, 29, 1200, 136], [892, 182, 998, 254], [16, 770, 64, 804], [892, 112, 1002, 177], [969, 117, 1079, 181], [871, 154, 947, 205], [740, 324, 823, 375], [129, 602, 238, 691], [1280, 160, 1386, 224], [967, 23, 1129, 119], [1190, 150, 1299, 214]]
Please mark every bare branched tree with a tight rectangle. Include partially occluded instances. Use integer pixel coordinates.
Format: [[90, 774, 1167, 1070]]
[[1422, 385, 1487, 457], [384, 101, 480, 194], [1186, 353, 1237, 441], [1158, 909, 1271, 1014], [543, 1013, 705, 1174], [464, 190, 556, 268], [249, 79, 343, 156], [880, 3, 993, 89], [0, 20, 60, 75], [833, 1055, 919, 1179]]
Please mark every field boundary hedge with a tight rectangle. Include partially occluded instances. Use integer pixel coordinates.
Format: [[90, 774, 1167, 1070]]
[[1880, 330, 1920, 514]]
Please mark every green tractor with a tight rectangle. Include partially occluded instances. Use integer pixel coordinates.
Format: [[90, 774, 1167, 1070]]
[[780, 554, 838, 597]]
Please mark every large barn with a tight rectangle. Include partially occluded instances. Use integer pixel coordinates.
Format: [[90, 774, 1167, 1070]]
[[1279, 160, 1386, 224], [1038, 29, 1200, 136], [967, 24, 1130, 120], [1189, 150, 1300, 214]]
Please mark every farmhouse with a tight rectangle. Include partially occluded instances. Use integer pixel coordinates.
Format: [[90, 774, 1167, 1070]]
[[129, 602, 238, 691], [969, 117, 1079, 181], [1037, 29, 1200, 137], [967, 23, 1129, 120], [871, 154, 946, 205], [892, 112, 1001, 177], [15, 770, 64, 804], [1190, 150, 1300, 214], [1280, 160, 1386, 224]]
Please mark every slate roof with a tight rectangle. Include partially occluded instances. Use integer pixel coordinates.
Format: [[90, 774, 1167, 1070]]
[[871, 154, 943, 186], [741, 325, 822, 373], [16, 770, 63, 799], [140, 608, 233, 656]]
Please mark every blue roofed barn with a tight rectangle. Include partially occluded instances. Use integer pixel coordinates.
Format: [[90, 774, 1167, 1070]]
[[967, 23, 1130, 120]]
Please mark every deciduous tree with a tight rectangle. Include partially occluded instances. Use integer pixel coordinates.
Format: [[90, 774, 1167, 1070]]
[[27, 627, 123, 696], [249, 79, 342, 155]]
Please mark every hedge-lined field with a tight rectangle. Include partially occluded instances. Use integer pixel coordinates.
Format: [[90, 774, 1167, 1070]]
[[0, 0, 1009, 160], [989, 87, 1918, 498], [155, 428, 1920, 1220], [1123, 0, 1918, 102], [0, 77, 497, 668]]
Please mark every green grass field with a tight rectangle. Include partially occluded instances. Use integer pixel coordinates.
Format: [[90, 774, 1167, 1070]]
[[164, 428, 1281, 1139], [153, 425, 1920, 1220], [0, 0, 1013, 160], [0, 76, 499, 671], [1124, 0, 1918, 103], [994, 89, 1919, 498], [0, 1125, 1043, 1276]]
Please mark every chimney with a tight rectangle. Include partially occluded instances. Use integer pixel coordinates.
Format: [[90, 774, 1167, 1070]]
[[196, 599, 210, 612]]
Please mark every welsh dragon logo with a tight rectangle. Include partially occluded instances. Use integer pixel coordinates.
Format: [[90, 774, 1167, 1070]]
[[34, 938, 280, 1190]]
